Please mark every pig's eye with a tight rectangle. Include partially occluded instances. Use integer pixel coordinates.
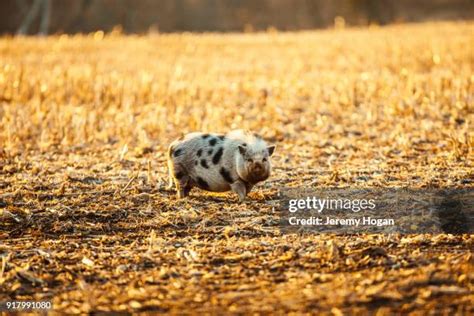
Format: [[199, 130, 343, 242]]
[[247, 158, 253, 163], [262, 157, 267, 162]]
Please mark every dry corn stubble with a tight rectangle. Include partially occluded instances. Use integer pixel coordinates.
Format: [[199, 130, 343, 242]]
[[0, 22, 473, 314]]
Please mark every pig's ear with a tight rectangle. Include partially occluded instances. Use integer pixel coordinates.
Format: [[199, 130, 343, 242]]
[[238, 145, 246, 155], [267, 145, 276, 156]]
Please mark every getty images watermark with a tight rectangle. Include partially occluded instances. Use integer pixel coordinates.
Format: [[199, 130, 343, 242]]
[[278, 188, 473, 234], [288, 196, 393, 227]]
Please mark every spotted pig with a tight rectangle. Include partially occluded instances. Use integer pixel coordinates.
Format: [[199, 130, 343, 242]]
[[167, 130, 276, 202]]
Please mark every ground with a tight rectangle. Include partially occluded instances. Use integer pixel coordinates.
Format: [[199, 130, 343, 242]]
[[0, 22, 473, 314]]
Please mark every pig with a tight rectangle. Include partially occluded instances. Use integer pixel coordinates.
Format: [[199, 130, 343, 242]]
[[167, 130, 275, 202]]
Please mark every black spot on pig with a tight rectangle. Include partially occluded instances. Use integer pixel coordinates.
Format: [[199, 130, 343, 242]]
[[197, 149, 202, 157], [212, 147, 224, 164], [220, 167, 233, 183], [201, 159, 209, 169], [209, 138, 218, 146], [196, 177, 210, 190], [173, 148, 183, 157], [201, 134, 210, 139]]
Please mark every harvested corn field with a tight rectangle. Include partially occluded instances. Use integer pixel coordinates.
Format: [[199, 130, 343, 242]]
[[0, 22, 473, 314]]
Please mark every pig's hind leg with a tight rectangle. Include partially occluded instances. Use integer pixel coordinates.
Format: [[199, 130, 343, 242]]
[[167, 158, 192, 198], [176, 173, 192, 198], [167, 159, 175, 190]]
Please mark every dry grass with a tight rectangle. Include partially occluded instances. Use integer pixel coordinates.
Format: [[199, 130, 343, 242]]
[[0, 22, 473, 314]]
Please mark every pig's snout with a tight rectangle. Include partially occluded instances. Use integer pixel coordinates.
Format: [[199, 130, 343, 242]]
[[251, 162, 264, 174]]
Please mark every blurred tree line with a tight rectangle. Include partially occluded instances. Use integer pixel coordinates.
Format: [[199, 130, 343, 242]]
[[1, 0, 473, 35]]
